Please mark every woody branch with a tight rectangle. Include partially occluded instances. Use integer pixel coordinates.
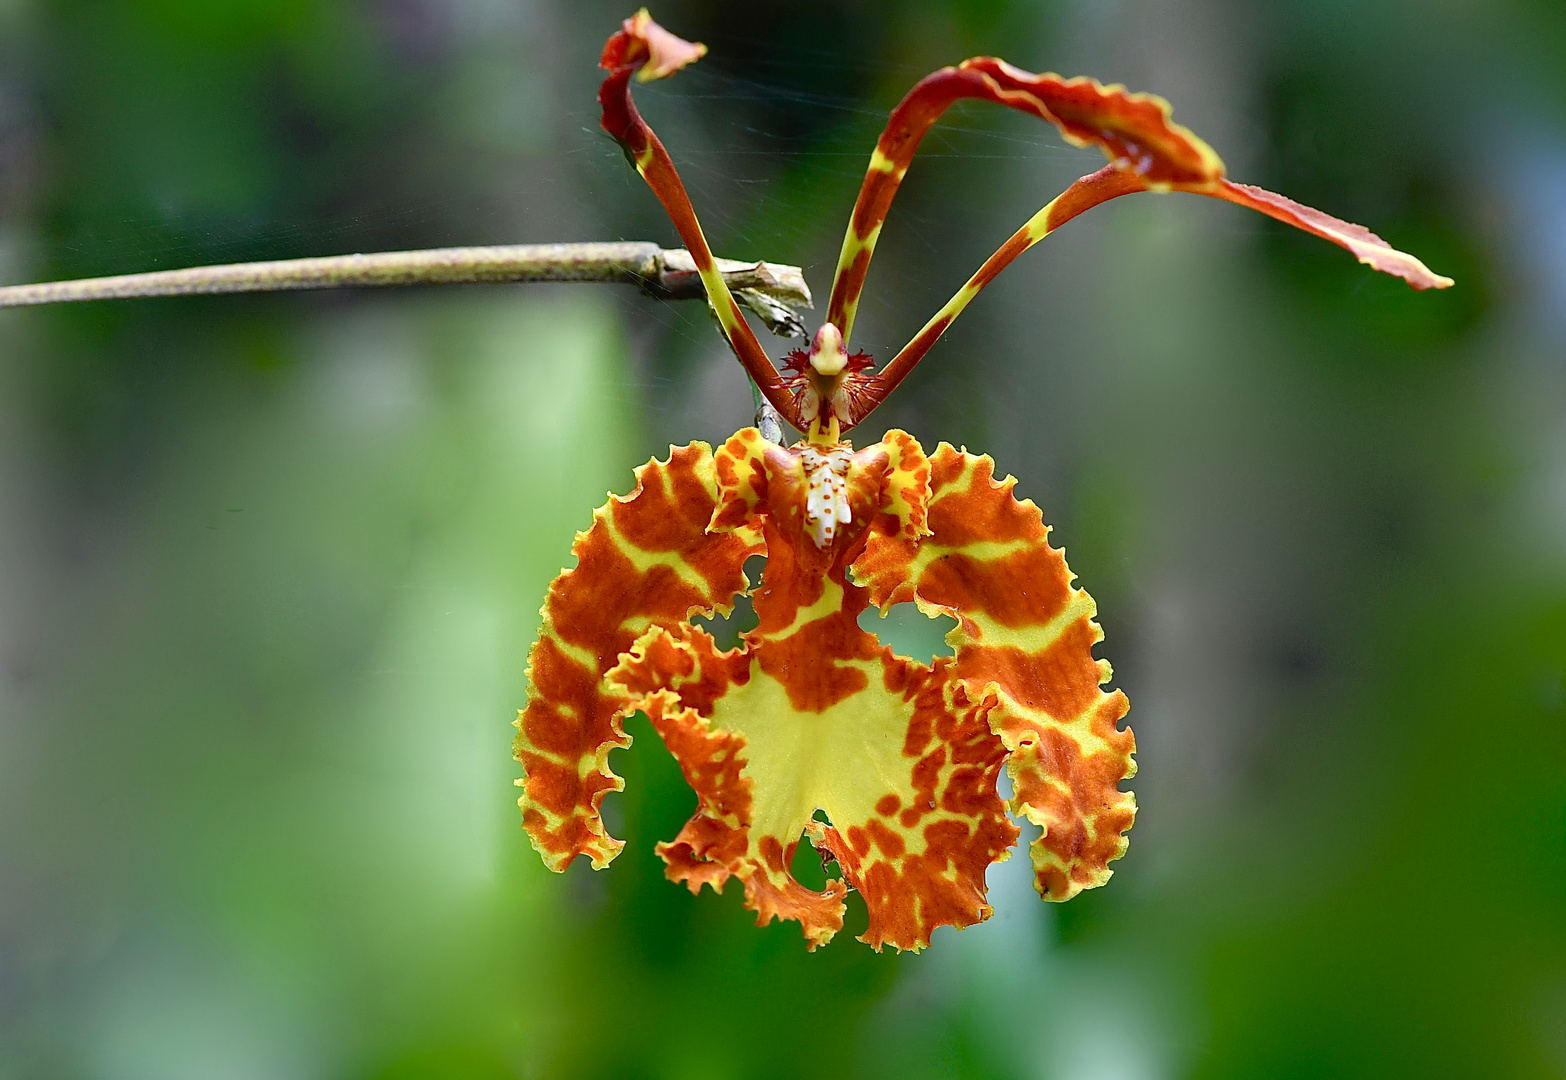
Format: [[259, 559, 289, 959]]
[[0, 241, 813, 335]]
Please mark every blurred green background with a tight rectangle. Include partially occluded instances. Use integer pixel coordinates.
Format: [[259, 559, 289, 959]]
[[1, 0, 1563, 1076]]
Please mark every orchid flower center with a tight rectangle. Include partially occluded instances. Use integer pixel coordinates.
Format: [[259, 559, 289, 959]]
[[799, 443, 854, 548], [801, 323, 851, 445]]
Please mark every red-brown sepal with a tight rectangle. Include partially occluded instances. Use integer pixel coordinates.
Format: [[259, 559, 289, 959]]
[[1208, 179, 1453, 290], [958, 60, 1223, 183], [595, 13, 798, 428], [829, 50, 1452, 353]]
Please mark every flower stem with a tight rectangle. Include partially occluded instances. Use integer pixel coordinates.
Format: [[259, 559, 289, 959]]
[[0, 241, 812, 334]]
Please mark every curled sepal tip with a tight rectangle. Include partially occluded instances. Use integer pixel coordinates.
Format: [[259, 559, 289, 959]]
[[600, 8, 707, 82], [595, 12, 798, 429]]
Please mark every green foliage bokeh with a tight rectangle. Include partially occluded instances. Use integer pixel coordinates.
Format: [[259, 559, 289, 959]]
[[1, 1, 1563, 1077]]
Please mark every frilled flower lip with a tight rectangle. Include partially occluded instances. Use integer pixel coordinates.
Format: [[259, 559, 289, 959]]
[[514, 429, 1135, 951]]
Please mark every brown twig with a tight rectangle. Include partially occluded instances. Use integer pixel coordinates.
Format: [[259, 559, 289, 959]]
[[0, 241, 813, 336]]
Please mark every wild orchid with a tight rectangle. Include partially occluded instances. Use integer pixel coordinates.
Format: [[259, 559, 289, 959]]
[[511, 10, 1451, 952]]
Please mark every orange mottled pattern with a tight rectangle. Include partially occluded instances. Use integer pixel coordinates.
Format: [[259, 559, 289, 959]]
[[601, 429, 1022, 951], [855, 444, 1137, 901], [606, 622, 854, 950], [512, 443, 761, 871], [806, 661, 1018, 952], [520, 429, 1132, 950]]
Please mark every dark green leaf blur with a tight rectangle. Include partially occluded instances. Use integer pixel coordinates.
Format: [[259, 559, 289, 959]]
[[1, 1, 1562, 1077]]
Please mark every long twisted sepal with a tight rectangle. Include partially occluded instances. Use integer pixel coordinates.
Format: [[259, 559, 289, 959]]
[[596, 11, 798, 428], [832, 61, 1454, 399]]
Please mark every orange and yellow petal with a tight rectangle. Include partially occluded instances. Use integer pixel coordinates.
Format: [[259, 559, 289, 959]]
[[606, 625, 1018, 952], [601, 431, 1025, 951], [522, 428, 1133, 947], [513, 443, 762, 872], [856, 445, 1137, 901]]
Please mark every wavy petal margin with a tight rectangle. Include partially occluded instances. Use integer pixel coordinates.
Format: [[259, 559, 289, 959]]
[[601, 429, 1020, 951], [513, 444, 762, 871], [522, 428, 1127, 949], [855, 445, 1136, 900]]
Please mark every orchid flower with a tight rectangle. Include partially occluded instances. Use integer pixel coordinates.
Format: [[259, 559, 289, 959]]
[[512, 9, 1452, 952]]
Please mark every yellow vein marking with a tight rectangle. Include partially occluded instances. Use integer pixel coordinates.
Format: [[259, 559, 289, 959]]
[[600, 515, 712, 595], [956, 589, 1097, 652], [754, 579, 849, 642]]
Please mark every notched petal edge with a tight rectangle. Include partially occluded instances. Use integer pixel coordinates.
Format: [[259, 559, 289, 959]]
[[513, 442, 761, 873], [855, 444, 1138, 902]]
